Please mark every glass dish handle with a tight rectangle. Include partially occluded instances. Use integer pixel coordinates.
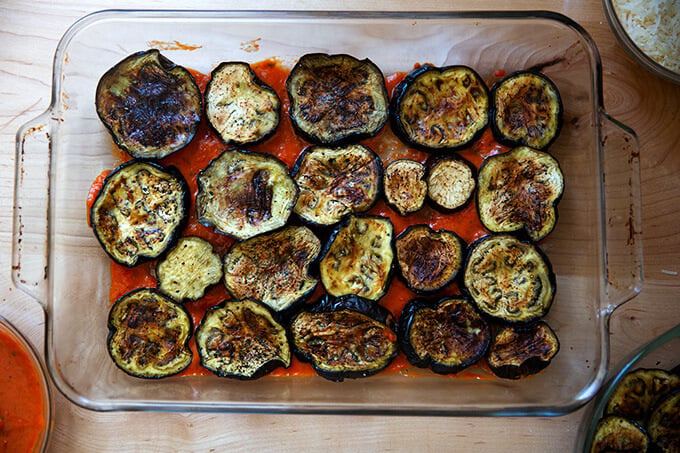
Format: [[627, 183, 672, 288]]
[[12, 112, 52, 306], [600, 111, 643, 313]]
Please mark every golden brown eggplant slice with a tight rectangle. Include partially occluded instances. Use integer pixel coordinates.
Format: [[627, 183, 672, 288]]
[[426, 155, 477, 212], [382, 159, 427, 216], [590, 415, 650, 453]]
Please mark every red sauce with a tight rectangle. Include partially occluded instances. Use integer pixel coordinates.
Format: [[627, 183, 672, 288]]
[[97, 59, 509, 380], [0, 328, 47, 452]]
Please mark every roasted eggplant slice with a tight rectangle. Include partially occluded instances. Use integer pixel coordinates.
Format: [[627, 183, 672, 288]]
[[196, 149, 298, 241], [286, 53, 389, 145], [382, 159, 427, 216], [647, 390, 680, 452], [397, 296, 490, 374], [195, 299, 291, 379], [590, 415, 650, 453], [463, 234, 555, 323], [395, 225, 465, 294], [90, 160, 190, 267], [319, 215, 394, 301], [490, 70, 563, 150], [156, 236, 223, 302], [486, 321, 559, 379], [426, 155, 477, 212], [205, 61, 281, 145], [390, 65, 489, 152], [95, 49, 202, 159], [477, 146, 564, 242], [290, 295, 397, 381], [293, 144, 382, 226], [107, 288, 193, 378], [222, 226, 321, 312]]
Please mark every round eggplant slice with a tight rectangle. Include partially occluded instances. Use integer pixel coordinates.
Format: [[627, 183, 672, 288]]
[[90, 160, 190, 267], [395, 225, 466, 294], [426, 155, 476, 212], [490, 70, 563, 150], [196, 149, 298, 241], [477, 146, 564, 242], [293, 144, 382, 226], [290, 295, 397, 381], [590, 415, 650, 453], [107, 288, 193, 379], [156, 236, 223, 302], [463, 234, 555, 323], [95, 49, 202, 159], [286, 53, 389, 145], [390, 65, 489, 152], [222, 226, 321, 312], [195, 299, 291, 380], [647, 390, 680, 452], [319, 215, 394, 301], [382, 159, 427, 216], [397, 296, 490, 374], [486, 321, 559, 379], [205, 61, 281, 145]]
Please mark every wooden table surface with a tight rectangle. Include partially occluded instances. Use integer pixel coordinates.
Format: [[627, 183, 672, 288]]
[[1, 1, 679, 451]]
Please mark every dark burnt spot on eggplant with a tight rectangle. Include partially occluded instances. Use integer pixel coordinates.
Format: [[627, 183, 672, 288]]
[[647, 390, 680, 451]]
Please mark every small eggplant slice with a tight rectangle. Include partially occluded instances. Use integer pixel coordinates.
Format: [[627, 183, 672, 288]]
[[647, 390, 680, 452], [107, 288, 193, 379], [293, 144, 382, 226], [286, 53, 389, 145], [195, 299, 291, 379], [196, 149, 298, 241], [156, 236, 223, 302], [395, 225, 465, 294], [95, 49, 202, 159], [397, 296, 490, 374], [319, 215, 394, 301], [490, 70, 563, 150], [605, 368, 680, 426], [590, 415, 650, 453], [222, 226, 321, 312], [390, 65, 489, 152], [205, 61, 281, 145], [477, 146, 564, 242], [382, 159, 427, 216], [463, 234, 555, 323], [290, 295, 397, 381], [90, 160, 190, 267], [486, 321, 559, 379], [427, 155, 477, 212]]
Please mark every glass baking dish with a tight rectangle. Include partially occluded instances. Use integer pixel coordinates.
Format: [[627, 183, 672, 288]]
[[13, 10, 643, 415]]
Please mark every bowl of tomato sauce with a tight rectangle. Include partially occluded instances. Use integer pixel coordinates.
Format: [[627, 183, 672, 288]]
[[0, 315, 51, 452]]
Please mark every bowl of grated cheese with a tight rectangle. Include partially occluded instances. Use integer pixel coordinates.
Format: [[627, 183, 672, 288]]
[[603, 0, 680, 84]]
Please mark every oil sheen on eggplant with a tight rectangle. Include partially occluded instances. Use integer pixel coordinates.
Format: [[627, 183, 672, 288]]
[[382, 159, 427, 216], [95, 49, 202, 159], [290, 294, 397, 381]]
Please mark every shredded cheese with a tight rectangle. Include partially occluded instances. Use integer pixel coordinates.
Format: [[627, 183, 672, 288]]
[[612, 0, 680, 73]]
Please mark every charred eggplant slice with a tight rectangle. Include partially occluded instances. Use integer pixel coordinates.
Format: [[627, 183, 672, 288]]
[[195, 299, 291, 379], [95, 49, 202, 159], [590, 415, 650, 453], [293, 144, 382, 226], [397, 296, 490, 374], [490, 70, 563, 150], [290, 295, 397, 381], [319, 215, 394, 301], [156, 236, 223, 302], [390, 65, 489, 152], [382, 159, 427, 216], [222, 226, 321, 312], [205, 62, 281, 145], [477, 146, 564, 242], [486, 320, 559, 379], [286, 53, 389, 145], [395, 225, 465, 294], [648, 390, 680, 452], [107, 288, 193, 378], [196, 149, 298, 240], [90, 160, 190, 267], [427, 155, 477, 212], [463, 234, 555, 323]]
